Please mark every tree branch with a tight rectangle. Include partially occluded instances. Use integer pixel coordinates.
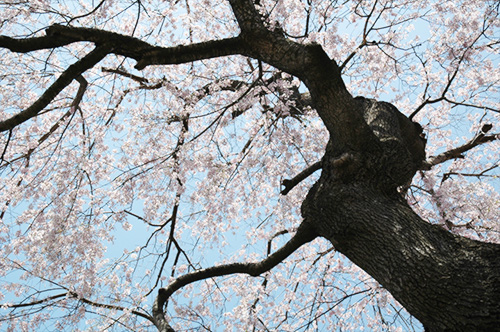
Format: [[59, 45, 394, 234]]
[[227, 0, 371, 149], [228, 0, 332, 81], [102, 67, 150, 84], [0, 47, 108, 132], [228, 0, 268, 36], [45, 24, 247, 70], [0, 34, 76, 53], [2, 25, 247, 71], [2, 292, 67, 309], [152, 222, 317, 332], [45, 24, 154, 57], [2, 291, 154, 324], [281, 161, 322, 195], [135, 37, 246, 70], [0, 75, 87, 170], [1, 22, 351, 137], [420, 124, 497, 170]]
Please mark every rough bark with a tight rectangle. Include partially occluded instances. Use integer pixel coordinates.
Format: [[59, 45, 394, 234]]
[[227, 0, 500, 327], [301, 98, 500, 331]]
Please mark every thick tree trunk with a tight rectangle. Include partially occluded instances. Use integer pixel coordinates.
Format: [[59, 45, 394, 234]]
[[302, 180, 500, 331], [300, 97, 500, 331]]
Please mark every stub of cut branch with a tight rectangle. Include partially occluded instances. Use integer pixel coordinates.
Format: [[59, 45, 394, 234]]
[[281, 161, 322, 195]]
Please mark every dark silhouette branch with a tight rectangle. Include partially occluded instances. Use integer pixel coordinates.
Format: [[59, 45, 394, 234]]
[[135, 37, 245, 70], [0, 25, 247, 71], [0, 47, 108, 132], [0, 129, 12, 163], [0, 33, 77, 53], [2, 291, 154, 324], [152, 222, 318, 332], [421, 124, 497, 170], [47, 24, 247, 70], [68, 0, 107, 24], [281, 161, 322, 195], [1, 25, 246, 71]]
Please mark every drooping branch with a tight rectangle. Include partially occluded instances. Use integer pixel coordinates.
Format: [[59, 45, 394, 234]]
[[152, 222, 318, 332], [25, 76, 88, 158], [421, 124, 497, 170], [0, 75, 88, 169], [0, 47, 108, 132], [0, 26, 248, 133], [2, 291, 155, 324]]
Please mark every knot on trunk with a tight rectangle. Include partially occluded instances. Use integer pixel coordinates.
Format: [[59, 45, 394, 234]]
[[320, 97, 426, 192], [358, 97, 426, 189]]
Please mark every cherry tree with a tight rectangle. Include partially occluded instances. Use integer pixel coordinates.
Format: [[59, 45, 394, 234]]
[[0, 0, 499, 331]]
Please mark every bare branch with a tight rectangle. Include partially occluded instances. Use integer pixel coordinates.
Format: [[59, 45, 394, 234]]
[[135, 37, 245, 70], [0, 129, 12, 163], [68, 0, 107, 24], [152, 222, 318, 331], [442, 164, 499, 182], [2, 291, 154, 325], [0, 34, 76, 53], [281, 161, 322, 195], [421, 124, 497, 170], [0, 47, 108, 132]]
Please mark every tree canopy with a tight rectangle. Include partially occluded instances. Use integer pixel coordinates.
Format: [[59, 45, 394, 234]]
[[0, 0, 499, 331]]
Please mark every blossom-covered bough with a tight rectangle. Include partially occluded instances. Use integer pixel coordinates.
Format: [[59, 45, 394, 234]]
[[0, 0, 499, 331]]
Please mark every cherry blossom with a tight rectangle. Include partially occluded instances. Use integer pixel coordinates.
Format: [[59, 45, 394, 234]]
[[0, 0, 498, 331]]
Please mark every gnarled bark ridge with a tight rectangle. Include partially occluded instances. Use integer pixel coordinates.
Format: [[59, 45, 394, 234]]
[[301, 98, 500, 331], [227, 1, 500, 330]]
